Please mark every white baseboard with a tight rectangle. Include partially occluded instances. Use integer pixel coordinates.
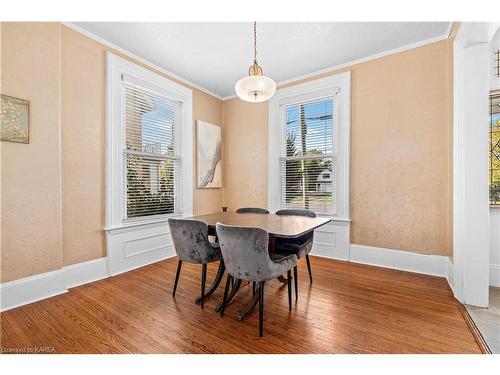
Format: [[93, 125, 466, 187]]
[[446, 257, 456, 295], [0, 269, 68, 312], [348, 244, 449, 278], [63, 257, 109, 289], [0, 243, 458, 312], [0, 257, 110, 312], [490, 264, 500, 287]]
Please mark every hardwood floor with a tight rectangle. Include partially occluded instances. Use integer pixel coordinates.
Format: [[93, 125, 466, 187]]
[[0, 256, 481, 354]]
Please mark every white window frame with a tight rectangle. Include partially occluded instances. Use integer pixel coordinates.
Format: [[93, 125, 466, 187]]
[[268, 72, 351, 221], [105, 52, 193, 230]]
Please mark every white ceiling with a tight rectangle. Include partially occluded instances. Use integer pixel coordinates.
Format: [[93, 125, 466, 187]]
[[73, 22, 451, 98]]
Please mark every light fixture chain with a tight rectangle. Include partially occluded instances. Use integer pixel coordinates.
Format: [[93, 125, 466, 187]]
[[253, 21, 257, 64]]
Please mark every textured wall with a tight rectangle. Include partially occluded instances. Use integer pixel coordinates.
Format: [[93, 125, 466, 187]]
[[1, 23, 455, 284], [193, 90, 224, 215], [222, 99, 269, 211], [60, 26, 224, 266], [1, 24, 224, 280], [223, 40, 453, 256], [1, 23, 63, 281]]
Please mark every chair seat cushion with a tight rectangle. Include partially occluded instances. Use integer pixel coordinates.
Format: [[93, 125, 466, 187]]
[[275, 235, 313, 259]]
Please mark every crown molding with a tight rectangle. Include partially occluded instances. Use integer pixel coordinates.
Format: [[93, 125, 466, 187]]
[[63, 22, 224, 101], [222, 24, 453, 101], [64, 22, 452, 103]]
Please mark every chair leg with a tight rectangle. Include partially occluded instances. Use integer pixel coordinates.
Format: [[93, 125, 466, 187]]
[[221, 275, 232, 317], [287, 270, 292, 311], [172, 260, 182, 297], [306, 254, 313, 283], [293, 266, 298, 300], [259, 281, 266, 337], [200, 263, 207, 309], [252, 282, 256, 297]]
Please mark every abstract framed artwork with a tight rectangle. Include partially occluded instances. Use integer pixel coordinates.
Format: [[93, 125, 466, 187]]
[[196, 120, 222, 188], [1, 94, 30, 144]]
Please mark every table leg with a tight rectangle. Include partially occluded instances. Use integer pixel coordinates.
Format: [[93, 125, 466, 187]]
[[236, 288, 260, 321], [215, 278, 242, 312], [195, 261, 225, 304]]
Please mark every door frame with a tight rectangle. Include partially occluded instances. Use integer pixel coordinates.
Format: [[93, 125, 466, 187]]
[[452, 22, 499, 307]]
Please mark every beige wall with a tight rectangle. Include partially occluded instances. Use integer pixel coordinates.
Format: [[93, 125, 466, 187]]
[[1, 23, 223, 281], [193, 90, 224, 215], [1, 22, 455, 283], [1, 23, 63, 281], [61, 26, 107, 266], [223, 40, 453, 256], [60, 26, 224, 266], [222, 100, 268, 210]]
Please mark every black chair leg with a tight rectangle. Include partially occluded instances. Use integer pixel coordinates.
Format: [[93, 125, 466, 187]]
[[173, 260, 182, 297], [200, 263, 207, 309], [259, 281, 265, 337], [221, 275, 232, 317], [306, 254, 313, 283], [252, 282, 256, 297], [287, 270, 292, 311], [293, 266, 298, 300]]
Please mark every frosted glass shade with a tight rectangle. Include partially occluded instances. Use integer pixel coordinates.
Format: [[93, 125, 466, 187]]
[[235, 75, 276, 103]]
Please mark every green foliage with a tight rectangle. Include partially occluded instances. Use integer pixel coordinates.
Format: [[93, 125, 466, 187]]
[[126, 154, 175, 218], [285, 132, 332, 208]]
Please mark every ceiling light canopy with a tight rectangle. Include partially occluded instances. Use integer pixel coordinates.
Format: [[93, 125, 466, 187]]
[[235, 22, 276, 103]]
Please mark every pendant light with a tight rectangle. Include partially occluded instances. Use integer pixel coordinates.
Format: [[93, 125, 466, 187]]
[[235, 22, 276, 103]]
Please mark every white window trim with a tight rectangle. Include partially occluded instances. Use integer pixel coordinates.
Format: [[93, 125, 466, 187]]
[[105, 52, 193, 230], [268, 72, 351, 221]]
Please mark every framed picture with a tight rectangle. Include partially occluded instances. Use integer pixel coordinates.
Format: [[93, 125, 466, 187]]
[[196, 120, 222, 188], [1, 94, 30, 144]]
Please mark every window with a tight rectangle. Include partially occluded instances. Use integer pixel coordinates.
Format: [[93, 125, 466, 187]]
[[494, 50, 499, 78], [124, 83, 181, 219], [106, 53, 193, 229], [268, 72, 351, 219], [280, 98, 335, 214], [490, 93, 500, 205]]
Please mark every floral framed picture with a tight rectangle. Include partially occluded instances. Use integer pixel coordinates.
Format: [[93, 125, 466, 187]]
[[1, 94, 30, 144]]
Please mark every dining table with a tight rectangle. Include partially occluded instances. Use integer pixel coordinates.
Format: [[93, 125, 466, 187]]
[[187, 211, 331, 320]]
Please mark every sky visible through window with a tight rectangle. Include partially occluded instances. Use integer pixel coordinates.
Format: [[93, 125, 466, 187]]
[[285, 99, 333, 155], [140, 97, 175, 155]]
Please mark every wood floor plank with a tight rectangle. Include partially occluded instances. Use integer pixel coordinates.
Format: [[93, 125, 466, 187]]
[[0, 256, 482, 354]]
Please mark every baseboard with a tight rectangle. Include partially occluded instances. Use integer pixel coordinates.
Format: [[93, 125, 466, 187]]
[[490, 264, 500, 287], [0, 269, 68, 312], [348, 244, 449, 278], [63, 257, 109, 289], [0, 257, 110, 312]]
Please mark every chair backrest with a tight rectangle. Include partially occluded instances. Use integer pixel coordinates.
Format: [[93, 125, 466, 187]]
[[275, 209, 316, 218], [235, 207, 270, 214], [168, 218, 215, 264], [216, 223, 273, 282]]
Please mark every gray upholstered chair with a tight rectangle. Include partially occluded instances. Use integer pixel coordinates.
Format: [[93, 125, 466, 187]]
[[235, 207, 270, 214], [274, 209, 316, 298], [216, 223, 297, 337], [168, 218, 225, 309]]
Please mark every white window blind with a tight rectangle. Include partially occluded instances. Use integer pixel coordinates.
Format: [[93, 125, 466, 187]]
[[123, 82, 182, 219], [280, 97, 335, 215]]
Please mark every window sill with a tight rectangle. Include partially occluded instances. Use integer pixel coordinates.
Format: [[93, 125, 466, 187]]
[[316, 215, 351, 224], [104, 214, 182, 234]]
